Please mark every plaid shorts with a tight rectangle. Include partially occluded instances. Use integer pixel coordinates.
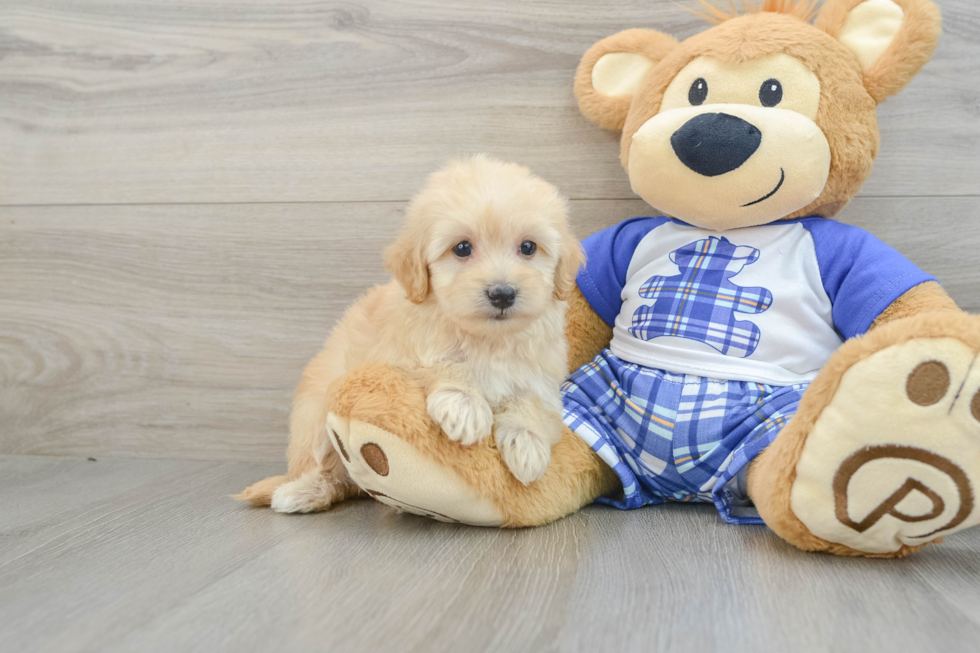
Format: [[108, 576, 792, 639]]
[[562, 350, 808, 524]]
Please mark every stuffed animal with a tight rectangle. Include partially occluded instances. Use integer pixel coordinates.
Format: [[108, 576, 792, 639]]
[[297, 0, 980, 557]]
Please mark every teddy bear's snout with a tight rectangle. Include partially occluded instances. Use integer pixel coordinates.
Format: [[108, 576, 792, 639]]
[[670, 112, 762, 177]]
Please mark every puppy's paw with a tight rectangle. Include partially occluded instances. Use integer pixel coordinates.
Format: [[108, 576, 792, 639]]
[[427, 389, 493, 446], [496, 425, 552, 485], [270, 471, 338, 514]]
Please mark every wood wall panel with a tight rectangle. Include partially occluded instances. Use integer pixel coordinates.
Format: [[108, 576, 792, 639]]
[[2, 197, 977, 461], [1, 0, 977, 205]]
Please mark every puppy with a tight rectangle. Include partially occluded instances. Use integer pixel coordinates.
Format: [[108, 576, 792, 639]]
[[239, 155, 584, 513]]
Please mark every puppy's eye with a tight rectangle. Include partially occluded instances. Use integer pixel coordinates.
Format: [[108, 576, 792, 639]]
[[453, 241, 473, 258], [519, 241, 537, 256], [759, 78, 783, 107], [688, 78, 708, 106]]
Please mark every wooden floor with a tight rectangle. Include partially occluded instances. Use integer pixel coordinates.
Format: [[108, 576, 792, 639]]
[[2, 1, 980, 650], [2, 454, 980, 653]]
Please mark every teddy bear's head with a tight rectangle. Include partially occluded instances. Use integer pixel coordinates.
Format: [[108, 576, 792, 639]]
[[575, 0, 941, 230]]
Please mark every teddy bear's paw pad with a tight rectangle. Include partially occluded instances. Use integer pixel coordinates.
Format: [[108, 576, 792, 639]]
[[791, 338, 980, 554], [497, 426, 552, 486], [330, 414, 504, 526]]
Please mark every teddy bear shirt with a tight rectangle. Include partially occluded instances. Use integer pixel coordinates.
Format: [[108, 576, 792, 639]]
[[576, 217, 936, 386]]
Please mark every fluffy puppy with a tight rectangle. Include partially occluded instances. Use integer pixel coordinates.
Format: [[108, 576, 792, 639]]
[[238, 155, 583, 513]]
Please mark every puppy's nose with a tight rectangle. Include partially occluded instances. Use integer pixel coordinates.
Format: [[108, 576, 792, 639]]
[[487, 286, 516, 309], [671, 112, 762, 177]]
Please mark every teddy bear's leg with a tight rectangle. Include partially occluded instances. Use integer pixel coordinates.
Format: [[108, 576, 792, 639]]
[[748, 311, 980, 557], [325, 362, 620, 527]]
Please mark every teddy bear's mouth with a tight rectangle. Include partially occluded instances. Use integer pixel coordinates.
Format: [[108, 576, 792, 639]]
[[741, 167, 786, 208]]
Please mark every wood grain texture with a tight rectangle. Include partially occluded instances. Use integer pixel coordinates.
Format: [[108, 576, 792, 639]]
[[1, 455, 979, 653], [0, 198, 980, 461], [1, 0, 978, 205], [2, 197, 978, 462]]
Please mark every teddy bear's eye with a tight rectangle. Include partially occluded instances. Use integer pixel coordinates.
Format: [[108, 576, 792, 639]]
[[759, 78, 783, 107], [688, 77, 708, 106]]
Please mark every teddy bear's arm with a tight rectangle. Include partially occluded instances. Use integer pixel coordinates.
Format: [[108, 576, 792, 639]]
[[565, 285, 614, 372], [870, 281, 961, 329]]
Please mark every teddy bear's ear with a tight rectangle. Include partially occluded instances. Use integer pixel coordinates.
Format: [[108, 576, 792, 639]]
[[815, 0, 941, 104], [574, 29, 679, 131]]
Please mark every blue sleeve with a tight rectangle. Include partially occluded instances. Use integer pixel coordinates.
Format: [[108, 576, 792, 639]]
[[802, 218, 937, 339], [576, 217, 670, 327]]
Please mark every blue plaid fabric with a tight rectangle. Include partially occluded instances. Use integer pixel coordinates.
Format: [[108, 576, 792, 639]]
[[562, 350, 808, 524], [629, 236, 773, 358]]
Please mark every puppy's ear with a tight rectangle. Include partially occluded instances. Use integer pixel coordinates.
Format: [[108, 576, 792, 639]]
[[574, 29, 679, 131], [816, 0, 941, 104], [553, 232, 586, 302], [384, 222, 430, 304]]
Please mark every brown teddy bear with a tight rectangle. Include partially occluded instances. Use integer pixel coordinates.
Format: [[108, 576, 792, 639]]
[[242, 0, 980, 558]]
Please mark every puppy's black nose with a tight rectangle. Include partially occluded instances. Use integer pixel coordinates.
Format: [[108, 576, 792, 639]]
[[671, 113, 762, 177], [487, 286, 516, 309]]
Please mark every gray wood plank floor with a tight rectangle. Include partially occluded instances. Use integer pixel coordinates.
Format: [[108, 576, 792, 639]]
[[2, 454, 980, 653]]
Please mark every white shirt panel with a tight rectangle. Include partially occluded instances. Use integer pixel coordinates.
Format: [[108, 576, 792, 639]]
[[609, 222, 842, 385]]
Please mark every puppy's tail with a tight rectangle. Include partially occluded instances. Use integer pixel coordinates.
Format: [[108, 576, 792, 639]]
[[234, 475, 289, 506]]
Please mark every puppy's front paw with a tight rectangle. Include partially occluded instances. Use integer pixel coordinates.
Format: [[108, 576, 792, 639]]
[[427, 389, 494, 446], [496, 425, 551, 485]]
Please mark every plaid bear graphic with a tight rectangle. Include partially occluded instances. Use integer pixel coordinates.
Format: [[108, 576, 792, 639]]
[[629, 236, 773, 358]]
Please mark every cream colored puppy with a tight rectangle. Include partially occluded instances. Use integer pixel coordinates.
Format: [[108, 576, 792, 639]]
[[241, 155, 583, 513]]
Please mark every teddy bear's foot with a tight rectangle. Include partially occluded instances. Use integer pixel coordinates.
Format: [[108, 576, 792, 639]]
[[751, 312, 980, 557], [326, 361, 620, 527], [325, 361, 505, 525], [791, 337, 980, 554], [326, 411, 505, 525]]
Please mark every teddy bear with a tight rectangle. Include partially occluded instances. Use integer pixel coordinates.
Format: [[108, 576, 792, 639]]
[[246, 0, 980, 558]]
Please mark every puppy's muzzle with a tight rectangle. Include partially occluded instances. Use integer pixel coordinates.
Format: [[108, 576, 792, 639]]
[[487, 285, 517, 310]]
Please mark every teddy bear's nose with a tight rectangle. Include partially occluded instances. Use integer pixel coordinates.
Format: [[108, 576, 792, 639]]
[[671, 112, 762, 177]]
